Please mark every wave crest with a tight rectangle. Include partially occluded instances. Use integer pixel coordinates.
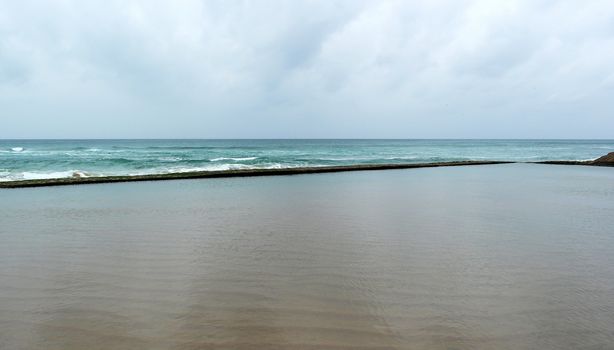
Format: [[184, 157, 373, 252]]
[[20, 170, 92, 180], [210, 157, 258, 162]]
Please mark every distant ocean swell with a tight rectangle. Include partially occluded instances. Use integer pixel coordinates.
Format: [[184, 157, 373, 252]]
[[1, 139, 613, 182]]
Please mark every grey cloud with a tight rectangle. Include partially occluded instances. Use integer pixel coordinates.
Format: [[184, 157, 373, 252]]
[[0, 0, 613, 138]]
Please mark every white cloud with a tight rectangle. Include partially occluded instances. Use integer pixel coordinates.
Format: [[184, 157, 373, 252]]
[[0, 0, 613, 138]]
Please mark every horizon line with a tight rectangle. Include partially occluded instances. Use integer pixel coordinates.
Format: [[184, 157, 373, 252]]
[[2, 138, 614, 141]]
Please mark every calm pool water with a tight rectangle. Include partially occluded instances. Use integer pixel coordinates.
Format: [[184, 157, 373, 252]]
[[1, 163, 613, 349]]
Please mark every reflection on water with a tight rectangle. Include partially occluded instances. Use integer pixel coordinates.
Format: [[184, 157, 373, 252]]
[[1, 164, 614, 349]]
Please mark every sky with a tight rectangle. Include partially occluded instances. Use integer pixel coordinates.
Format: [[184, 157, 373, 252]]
[[1, 0, 613, 139]]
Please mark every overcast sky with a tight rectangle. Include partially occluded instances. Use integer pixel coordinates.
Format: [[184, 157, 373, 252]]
[[1, 0, 613, 139]]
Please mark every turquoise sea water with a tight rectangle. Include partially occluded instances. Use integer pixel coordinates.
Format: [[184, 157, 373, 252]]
[[1, 139, 613, 181]]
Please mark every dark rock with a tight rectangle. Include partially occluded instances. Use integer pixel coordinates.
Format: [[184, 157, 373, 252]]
[[594, 152, 614, 164]]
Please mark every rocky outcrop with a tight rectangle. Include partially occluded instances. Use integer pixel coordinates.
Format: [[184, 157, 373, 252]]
[[532, 151, 614, 167], [594, 152, 614, 164]]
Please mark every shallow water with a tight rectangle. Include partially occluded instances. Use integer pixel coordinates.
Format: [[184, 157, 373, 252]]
[[1, 139, 613, 181], [1, 163, 613, 349]]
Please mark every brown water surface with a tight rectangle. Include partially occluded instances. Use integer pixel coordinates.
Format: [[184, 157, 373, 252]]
[[1, 163, 613, 349]]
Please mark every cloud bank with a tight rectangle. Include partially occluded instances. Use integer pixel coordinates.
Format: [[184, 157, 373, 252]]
[[1, 0, 613, 138]]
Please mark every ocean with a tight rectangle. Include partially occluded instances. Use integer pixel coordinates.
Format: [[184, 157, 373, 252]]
[[1, 163, 613, 349], [1, 139, 613, 181]]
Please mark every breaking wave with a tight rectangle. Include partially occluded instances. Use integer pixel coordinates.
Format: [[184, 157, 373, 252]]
[[20, 170, 92, 180], [210, 157, 258, 162]]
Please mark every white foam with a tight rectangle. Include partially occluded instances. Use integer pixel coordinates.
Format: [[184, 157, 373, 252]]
[[318, 157, 368, 161], [11, 147, 24, 152], [148, 163, 294, 175], [71, 171, 90, 178], [159, 157, 182, 162], [171, 164, 254, 172], [210, 157, 258, 162], [5, 164, 308, 182], [20, 170, 91, 180], [384, 156, 419, 160]]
